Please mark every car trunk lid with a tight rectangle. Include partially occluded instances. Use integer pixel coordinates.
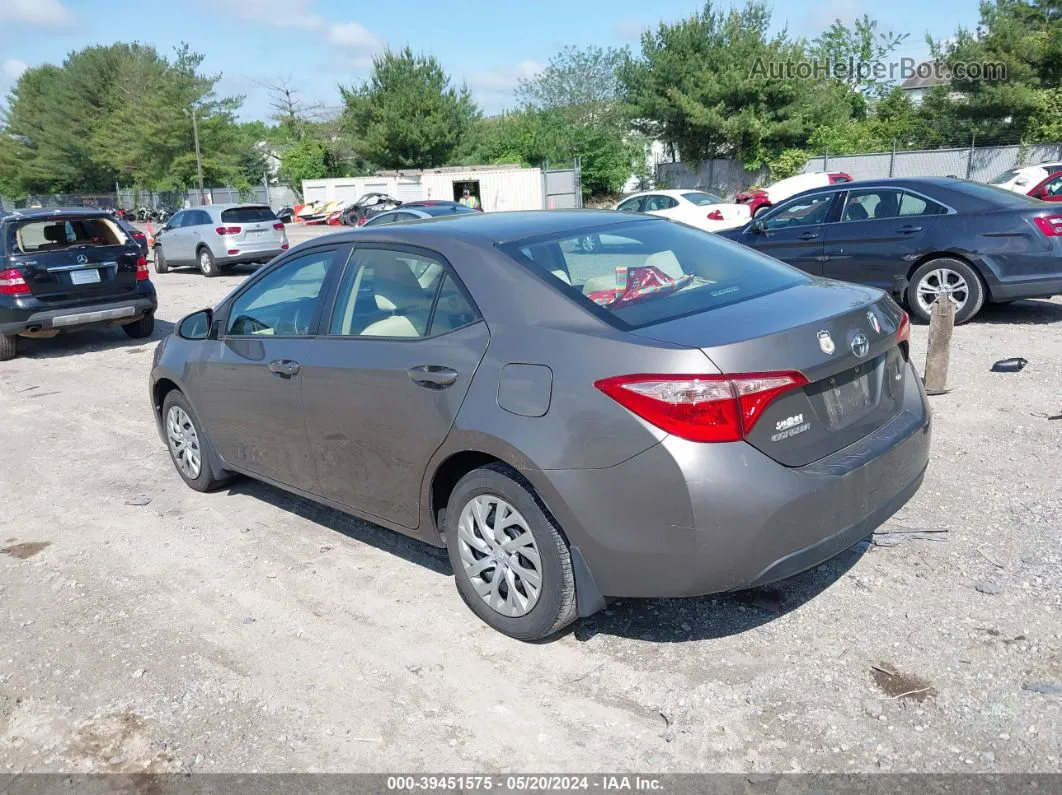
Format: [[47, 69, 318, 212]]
[[630, 280, 910, 466]]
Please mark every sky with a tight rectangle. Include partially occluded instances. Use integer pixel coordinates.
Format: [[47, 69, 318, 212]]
[[0, 0, 981, 122]]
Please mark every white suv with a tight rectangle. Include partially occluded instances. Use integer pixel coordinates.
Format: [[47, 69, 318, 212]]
[[153, 204, 289, 277]]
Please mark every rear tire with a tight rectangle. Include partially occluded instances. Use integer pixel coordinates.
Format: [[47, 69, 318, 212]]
[[154, 246, 169, 273], [907, 257, 985, 325], [197, 247, 219, 277], [123, 313, 155, 339], [444, 464, 577, 641], [0, 334, 18, 362], [161, 390, 230, 492]]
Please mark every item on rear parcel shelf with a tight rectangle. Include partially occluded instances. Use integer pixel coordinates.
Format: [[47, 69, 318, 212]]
[[991, 357, 1028, 372]]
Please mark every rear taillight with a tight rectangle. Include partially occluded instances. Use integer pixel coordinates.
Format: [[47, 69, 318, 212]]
[[135, 256, 149, 281], [356, 217, 368, 226], [595, 371, 808, 443], [706, 209, 724, 221], [1033, 214, 1062, 236], [227, 249, 240, 255], [216, 226, 241, 236], [133, 232, 146, 242], [897, 310, 910, 345], [273, 222, 284, 230], [0, 267, 30, 296], [281, 243, 289, 249]]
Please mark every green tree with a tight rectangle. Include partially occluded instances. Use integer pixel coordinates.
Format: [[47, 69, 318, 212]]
[[1, 43, 251, 195], [516, 45, 629, 128], [341, 47, 478, 169], [621, 1, 858, 166], [813, 15, 909, 98], [278, 138, 342, 192], [933, 0, 1062, 141]]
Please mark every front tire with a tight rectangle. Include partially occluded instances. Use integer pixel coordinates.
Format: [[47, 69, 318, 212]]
[[0, 334, 18, 362], [907, 257, 985, 324], [154, 246, 169, 273], [123, 313, 155, 339], [197, 247, 219, 277], [444, 464, 577, 641], [161, 391, 228, 492]]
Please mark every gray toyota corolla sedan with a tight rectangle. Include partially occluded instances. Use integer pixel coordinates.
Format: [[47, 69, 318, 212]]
[[150, 211, 931, 640]]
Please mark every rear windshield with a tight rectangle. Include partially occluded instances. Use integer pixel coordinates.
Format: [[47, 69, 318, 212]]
[[681, 192, 724, 206], [220, 206, 277, 223], [990, 168, 1022, 184], [501, 220, 808, 329], [9, 217, 128, 254]]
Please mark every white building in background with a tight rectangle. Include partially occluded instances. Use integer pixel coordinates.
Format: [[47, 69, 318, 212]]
[[302, 165, 549, 211], [898, 62, 952, 106]]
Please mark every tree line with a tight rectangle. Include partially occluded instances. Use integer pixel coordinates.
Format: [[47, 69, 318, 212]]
[[1, 0, 1058, 202]]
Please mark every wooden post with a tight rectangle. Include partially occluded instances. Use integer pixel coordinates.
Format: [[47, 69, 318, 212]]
[[924, 291, 955, 395]]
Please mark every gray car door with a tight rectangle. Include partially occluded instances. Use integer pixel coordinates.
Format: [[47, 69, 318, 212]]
[[299, 244, 489, 529], [182, 209, 211, 261], [189, 244, 345, 491]]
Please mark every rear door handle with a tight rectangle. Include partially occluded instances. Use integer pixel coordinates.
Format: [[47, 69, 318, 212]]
[[798, 232, 819, 240], [898, 225, 923, 234], [407, 365, 459, 389], [268, 359, 301, 378]]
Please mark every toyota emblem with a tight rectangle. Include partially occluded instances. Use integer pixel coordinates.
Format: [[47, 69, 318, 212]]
[[851, 331, 870, 358], [76, 254, 88, 264]]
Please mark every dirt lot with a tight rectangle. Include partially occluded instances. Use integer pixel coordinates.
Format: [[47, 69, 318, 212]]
[[1, 226, 1060, 773]]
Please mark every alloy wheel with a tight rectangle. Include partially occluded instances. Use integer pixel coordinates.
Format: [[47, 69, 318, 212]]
[[166, 406, 202, 479], [915, 267, 969, 315], [456, 495, 543, 617]]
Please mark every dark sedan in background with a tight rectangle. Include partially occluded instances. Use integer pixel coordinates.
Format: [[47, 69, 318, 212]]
[[719, 177, 1062, 323]]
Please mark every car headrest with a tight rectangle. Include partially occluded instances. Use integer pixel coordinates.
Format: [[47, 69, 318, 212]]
[[847, 203, 869, 221], [43, 225, 65, 242]]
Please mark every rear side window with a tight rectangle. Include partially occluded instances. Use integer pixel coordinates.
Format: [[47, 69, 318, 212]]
[[220, 206, 277, 223], [899, 192, 947, 216], [10, 217, 126, 253], [501, 220, 808, 329]]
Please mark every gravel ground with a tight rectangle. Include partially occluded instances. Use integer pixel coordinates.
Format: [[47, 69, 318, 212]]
[[0, 227, 1059, 774]]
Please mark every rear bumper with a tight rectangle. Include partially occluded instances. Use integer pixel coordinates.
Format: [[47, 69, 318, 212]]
[[0, 288, 157, 335], [528, 360, 931, 599], [216, 248, 285, 266]]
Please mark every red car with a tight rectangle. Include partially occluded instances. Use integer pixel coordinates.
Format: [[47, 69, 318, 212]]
[[1027, 170, 1062, 203], [736, 171, 853, 217]]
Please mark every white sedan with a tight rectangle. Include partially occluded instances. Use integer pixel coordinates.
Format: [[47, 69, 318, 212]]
[[989, 162, 1062, 194], [615, 189, 750, 232]]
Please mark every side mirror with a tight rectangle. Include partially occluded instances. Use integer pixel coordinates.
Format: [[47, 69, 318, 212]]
[[751, 218, 767, 234], [177, 309, 213, 340]]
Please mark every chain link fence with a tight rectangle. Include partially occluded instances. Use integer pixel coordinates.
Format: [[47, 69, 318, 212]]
[[806, 142, 1062, 182], [5, 185, 300, 213]]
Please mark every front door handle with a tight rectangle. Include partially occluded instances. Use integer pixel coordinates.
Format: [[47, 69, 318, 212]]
[[898, 225, 923, 234], [798, 232, 819, 240], [407, 365, 459, 389], [268, 359, 301, 378]]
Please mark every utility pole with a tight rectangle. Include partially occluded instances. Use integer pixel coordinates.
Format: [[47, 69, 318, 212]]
[[186, 106, 206, 205]]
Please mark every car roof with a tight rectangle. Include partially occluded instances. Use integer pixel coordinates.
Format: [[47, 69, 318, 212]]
[[306, 210, 658, 247], [624, 189, 716, 199], [1, 206, 111, 221]]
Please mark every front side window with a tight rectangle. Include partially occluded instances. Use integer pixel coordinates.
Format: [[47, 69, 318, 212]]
[[329, 248, 456, 338], [1041, 175, 1062, 197], [763, 193, 837, 229], [501, 220, 808, 329], [842, 189, 902, 221], [166, 211, 184, 231], [226, 248, 338, 336], [643, 195, 678, 211]]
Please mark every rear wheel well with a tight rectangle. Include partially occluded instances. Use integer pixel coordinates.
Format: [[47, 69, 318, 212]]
[[153, 378, 181, 420], [905, 252, 989, 297], [430, 452, 506, 533]]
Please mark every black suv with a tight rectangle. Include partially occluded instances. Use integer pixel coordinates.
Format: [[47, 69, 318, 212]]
[[0, 208, 158, 360]]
